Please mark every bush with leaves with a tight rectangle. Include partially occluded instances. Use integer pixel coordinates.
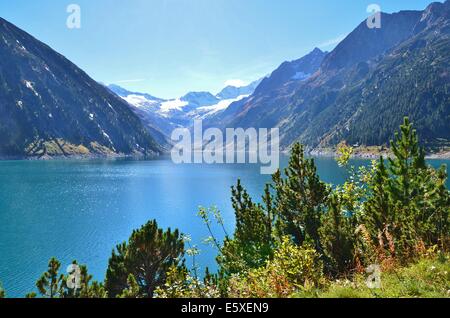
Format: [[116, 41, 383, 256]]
[[228, 237, 324, 298], [154, 265, 220, 298]]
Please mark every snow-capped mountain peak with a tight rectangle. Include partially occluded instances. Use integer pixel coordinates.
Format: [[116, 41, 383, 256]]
[[192, 94, 250, 119], [160, 99, 189, 113], [108, 78, 262, 123]]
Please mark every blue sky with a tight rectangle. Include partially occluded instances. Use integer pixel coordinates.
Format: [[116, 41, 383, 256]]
[[0, 0, 435, 98]]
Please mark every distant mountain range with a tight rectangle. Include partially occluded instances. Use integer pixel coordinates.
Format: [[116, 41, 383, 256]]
[[108, 78, 262, 130], [111, 1, 449, 154], [0, 17, 161, 158], [1, 0, 449, 158], [106, 79, 263, 151]]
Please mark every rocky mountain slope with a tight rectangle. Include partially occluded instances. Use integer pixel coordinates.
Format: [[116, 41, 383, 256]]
[[0, 17, 162, 158], [209, 1, 450, 152], [203, 47, 327, 130]]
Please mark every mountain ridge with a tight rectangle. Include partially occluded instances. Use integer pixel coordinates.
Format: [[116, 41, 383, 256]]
[[108, 78, 263, 134], [204, 1, 450, 152]]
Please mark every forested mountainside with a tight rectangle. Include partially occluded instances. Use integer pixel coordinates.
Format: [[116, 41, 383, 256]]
[[209, 1, 450, 151]]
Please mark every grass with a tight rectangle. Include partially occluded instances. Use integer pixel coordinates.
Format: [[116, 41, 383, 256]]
[[293, 253, 450, 298], [24, 138, 118, 157]]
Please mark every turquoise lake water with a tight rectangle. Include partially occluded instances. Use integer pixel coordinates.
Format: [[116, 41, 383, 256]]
[[0, 157, 448, 297]]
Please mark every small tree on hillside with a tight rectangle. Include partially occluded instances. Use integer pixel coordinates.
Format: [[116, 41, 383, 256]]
[[105, 220, 184, 298], [36, 257, 63, 298], [33, 258, 105, 298], [218, 180, 274, 274], [319, 194, 357, 275], [273, 143, 329, 250]]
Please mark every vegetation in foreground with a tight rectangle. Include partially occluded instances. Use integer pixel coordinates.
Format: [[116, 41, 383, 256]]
[[308, 255, 449, 298], [0, 118, 448, 299]]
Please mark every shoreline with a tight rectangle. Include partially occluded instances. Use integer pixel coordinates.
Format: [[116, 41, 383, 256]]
[[0, 152, 162, 161], [300, 147, 450, 160], [1, 148, 449, 161], [307, 151, 450, 160]]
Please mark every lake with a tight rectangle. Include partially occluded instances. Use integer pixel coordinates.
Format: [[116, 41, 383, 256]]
[[0, 157, 448, 297]]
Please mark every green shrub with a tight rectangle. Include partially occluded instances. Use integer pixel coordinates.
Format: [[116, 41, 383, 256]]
[[228, 237, 324, 298], [154, 265, 220, 298]]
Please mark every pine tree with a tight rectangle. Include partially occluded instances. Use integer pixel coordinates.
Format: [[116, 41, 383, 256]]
[[388, 117, 426, 206], [219, 180, 273, 274], [262, 183, 274, 243], [105, 220, 184, 298], [416, 163, 450, 249], [33, 258, 104, 298], [232, 179, 271, 246], [87, 281, 108, 298], [432, 166, 450, 250], [319, 194, 357, 275], [387, 118, 423, 257], [59, 261, 97, 298], [361, 117, 450, 258], [36, 257, 63, 298], [362, 157, 394, 257], [365, 158, 390, 231], [104, 242, 128, 298], [273, 143, 328, 250], [385, 118, 445, 257]]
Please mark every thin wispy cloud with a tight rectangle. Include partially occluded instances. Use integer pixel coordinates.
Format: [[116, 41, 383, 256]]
[[224, 79, 246, 87], [114, 78, 147, 84], [317, 34, 347, 49]]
